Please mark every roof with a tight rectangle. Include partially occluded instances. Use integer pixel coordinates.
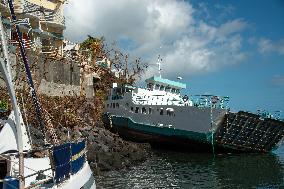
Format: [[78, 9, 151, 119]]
[[145, 76, 186, 89]]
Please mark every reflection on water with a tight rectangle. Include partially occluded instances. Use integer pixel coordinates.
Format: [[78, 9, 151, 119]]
[[96, 147, 284, 188]]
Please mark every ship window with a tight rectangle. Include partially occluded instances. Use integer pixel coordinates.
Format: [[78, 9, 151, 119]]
[[155, 84, 160, 90], [160, 108, 164, 115], [107, 104, 109, 108], [131, 107, 134, 112], [166, 86, 171, 92], [126, 103, 129, 107], [176, 89, 180, 94], [171, 88, 176, 93], [149, 107, 152, 114], [142, 107, 147, 114], [135, 107, 139, 113], [116, 103, 119, 108], [160, 85, 165, 91], [167, 108, 174, 116], [112, 103, 115, 108]]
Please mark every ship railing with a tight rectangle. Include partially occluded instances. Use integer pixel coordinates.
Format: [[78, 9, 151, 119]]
[[0, 139, 88, 188], [256, 110, 282, 121], [191, 95, 230, 109]]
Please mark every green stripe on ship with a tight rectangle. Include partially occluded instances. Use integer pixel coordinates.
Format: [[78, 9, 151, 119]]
[[111, 115, 212, 144]]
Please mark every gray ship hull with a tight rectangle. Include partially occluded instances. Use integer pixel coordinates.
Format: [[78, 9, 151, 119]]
[[104, 102, 284, 153]]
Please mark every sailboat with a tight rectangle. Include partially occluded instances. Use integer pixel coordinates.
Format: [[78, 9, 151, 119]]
[[0, 1, 96, 188]]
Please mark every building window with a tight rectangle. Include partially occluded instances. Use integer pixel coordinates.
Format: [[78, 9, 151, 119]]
[[116, 103, 119, 108], [149, 107, 152, 114], [135, 107, 139, 113], [112, 103, 115, 108]]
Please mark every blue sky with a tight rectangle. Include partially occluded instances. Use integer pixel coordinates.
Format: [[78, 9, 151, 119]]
[[64, 0, 284, 116], [187, 0, 284, 114]]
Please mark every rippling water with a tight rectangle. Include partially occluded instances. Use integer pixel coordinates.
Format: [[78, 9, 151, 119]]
[[96, 145, 284, 188]]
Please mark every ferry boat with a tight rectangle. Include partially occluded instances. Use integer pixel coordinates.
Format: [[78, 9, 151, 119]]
[[103, 60, 284, 153], [0, 2, 96, 188]]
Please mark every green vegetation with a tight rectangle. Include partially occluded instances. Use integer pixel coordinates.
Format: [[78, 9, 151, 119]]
[[0, 100, 8, 111]]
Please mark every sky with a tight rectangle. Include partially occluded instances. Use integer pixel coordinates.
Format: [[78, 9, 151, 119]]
[[64, 0, 284, 115]]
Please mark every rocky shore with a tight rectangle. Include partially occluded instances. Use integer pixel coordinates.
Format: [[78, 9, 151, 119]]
[[30, 121, 151, 175]]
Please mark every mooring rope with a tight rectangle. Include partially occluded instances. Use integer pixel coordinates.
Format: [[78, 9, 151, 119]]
[[210, 104, 215, 157]]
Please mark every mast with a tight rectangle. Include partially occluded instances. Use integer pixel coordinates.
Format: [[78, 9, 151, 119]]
[[157, 55, 162, 78], [0, 13, 25, 189]]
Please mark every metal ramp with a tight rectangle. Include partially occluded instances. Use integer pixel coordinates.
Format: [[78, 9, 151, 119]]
[[215, 111, 284, 152]]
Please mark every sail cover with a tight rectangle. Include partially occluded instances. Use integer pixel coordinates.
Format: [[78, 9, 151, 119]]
[[0, 111, 31, 154]]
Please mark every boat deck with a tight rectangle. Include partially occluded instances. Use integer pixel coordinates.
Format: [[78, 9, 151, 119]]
[[215, 111, 284, 152]]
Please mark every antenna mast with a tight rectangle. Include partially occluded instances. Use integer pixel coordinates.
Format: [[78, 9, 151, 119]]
[[157, 55, 162, 78]]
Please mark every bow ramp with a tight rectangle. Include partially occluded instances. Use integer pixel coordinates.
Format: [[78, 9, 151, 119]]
[[215, 111, 284, 152]]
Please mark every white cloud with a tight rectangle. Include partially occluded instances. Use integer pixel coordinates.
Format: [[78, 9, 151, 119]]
[[64, 0, 248, 78], [258, 38, 284, 55], [271, 75, 284, 86]]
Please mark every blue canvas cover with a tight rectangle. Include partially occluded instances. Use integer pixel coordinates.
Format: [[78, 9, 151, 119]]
[[3, 177, 19, 189], [53, 143, 71, 183], [71, 141, 86, 174]]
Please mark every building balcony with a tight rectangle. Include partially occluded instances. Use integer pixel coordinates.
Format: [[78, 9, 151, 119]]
[[41, 10, 65, 28], [23, 0, 65, 28], [1, 0, 24, 13], [0, 0, 8, 9]]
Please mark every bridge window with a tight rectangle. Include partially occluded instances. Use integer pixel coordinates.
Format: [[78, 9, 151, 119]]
[[155, 84, 160, 90], [147, 83, 153, 90], [166, 86, 171, 92]]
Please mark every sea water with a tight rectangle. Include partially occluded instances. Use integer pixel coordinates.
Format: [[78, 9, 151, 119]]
[[96, 145, 284, 188]]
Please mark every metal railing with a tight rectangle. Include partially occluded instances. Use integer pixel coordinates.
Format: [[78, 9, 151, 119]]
[[23, 0, 65, 26], [0, 0, 7, 7], [43, 9, 65, 26]]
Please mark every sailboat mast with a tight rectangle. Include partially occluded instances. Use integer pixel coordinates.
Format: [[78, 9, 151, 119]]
[[0, 13, 25, 189]]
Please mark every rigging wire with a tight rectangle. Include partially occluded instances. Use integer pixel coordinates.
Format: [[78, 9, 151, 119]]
[[7, 0, 46, 143]]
